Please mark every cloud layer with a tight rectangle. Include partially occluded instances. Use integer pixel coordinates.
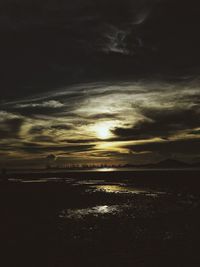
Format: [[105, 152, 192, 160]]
[[1, 79, 200, 167], [0, 0, 200, 167]]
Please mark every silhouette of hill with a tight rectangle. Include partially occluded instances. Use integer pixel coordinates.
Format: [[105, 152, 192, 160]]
[[151, 159, 192, 168], [125, 159, 195, 169]]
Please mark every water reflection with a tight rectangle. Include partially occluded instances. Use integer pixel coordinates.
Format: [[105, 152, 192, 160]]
[[75, 179, 106, 185], [10, 177, 74, 183], [94, 168, 117, 172], [59, 205, 122, 219], [92, 185, 148, 194]]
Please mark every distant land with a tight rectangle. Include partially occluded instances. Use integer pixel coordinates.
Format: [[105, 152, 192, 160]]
[[123, 159, 200, 169], [2, 159, 200, 175]]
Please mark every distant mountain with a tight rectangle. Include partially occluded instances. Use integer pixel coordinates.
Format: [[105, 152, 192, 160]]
[[125, 159, 195, 169], [151, 159, 192, 168]]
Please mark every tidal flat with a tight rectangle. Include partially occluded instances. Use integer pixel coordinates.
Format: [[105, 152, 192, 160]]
[[0, 170, 200, 267]]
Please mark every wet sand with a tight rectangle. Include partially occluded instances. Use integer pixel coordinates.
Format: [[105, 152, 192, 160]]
[[0, 170, 200, 267]]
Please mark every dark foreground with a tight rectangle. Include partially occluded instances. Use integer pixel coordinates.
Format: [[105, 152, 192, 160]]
[[0, 170, 200, 267]]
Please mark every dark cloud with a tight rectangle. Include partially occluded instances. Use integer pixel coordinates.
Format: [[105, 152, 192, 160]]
[[1, 0, 200, 101], [29, 125, 45, 135], [31, 135, 56, 143], [19, 142, 95, 154], [190, 129, 200, 136], [10, 100, 65, 117], [112, 107, 200, 141], [126, 138, 200, 157], [0, 117, 24, 139], [29, 124, 73, 135], [64, 138, 99, 144], [88, 113, 119, 120], [51, 124, 73, 130]]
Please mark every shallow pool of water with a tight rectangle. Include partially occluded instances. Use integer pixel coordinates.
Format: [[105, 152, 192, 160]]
[[59, 205, 125, 219]]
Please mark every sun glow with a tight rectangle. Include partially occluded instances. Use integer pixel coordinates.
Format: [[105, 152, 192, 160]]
[[96, 125, 111, 139]]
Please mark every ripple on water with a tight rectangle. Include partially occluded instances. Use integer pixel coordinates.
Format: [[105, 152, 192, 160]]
[[59, 205, 124, 219], [89, 185, 165, 197], [93, 185, 146, 194]]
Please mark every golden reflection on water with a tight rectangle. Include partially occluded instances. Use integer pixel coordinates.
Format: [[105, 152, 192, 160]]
[[94, 168, 117, 172], [94, 185, 147, 194], [60, 205, 120, 219]]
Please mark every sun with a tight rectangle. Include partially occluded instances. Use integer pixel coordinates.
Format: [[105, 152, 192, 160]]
[[95, 124, 112, 140]]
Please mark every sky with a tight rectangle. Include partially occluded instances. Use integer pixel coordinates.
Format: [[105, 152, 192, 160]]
[[0, 0, 200, 168]]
